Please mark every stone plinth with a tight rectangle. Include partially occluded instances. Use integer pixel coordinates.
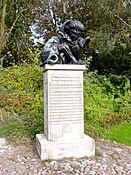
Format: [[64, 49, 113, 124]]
[[36, 64, 95, 160], [36, 134, 95, 160]]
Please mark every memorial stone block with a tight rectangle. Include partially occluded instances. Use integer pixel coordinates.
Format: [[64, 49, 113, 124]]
[[36, 64, 95, 160]]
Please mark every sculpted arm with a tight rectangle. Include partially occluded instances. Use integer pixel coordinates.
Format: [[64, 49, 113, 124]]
[[40, 36, 60, 66]]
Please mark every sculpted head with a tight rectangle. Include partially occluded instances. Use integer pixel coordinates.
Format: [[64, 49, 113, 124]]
[[61, 20, 84, 41]]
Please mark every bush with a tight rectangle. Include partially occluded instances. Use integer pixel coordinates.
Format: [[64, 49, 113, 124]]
[[90, 45, 131, 79], [0, 63, 44, 139], [0, 64, 130, 140], [84, 72, 131, 138], [0, 63, 43, 114]]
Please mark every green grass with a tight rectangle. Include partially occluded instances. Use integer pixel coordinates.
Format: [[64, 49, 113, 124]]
[[0, 122, 28, 140], [1, 110, 131, 146], [0, 110, 30, 142], [0, 109, 44, 141], [105, 123, 131, 146]]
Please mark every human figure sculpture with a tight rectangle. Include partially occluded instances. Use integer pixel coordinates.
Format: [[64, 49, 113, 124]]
[[40, 20, 90, 66]]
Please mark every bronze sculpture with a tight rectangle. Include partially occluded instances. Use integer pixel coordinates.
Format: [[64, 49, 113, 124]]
[[40, 20, 90, 66]]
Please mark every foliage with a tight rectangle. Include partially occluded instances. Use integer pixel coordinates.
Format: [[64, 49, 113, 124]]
[[0, 64, 130, 141], [34, 0, 131, 47], [84, 72, 131, 138], [0, 0, 131, 144], [0, 63, 43, 113], [0, 62, 44, 139], [0, 0, 40, 67], [1, 0, 130, 72], [90, 45, 131, 78], [34, 0, 131, 80]]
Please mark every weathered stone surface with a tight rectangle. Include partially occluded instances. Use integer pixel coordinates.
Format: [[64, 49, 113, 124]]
[[43, 65, 86, 141], [36, 134, 95, 160], [36, 65, 95, 160]]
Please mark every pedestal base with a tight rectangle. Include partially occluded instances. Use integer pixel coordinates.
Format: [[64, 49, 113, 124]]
[[36, 134, 95, 160]]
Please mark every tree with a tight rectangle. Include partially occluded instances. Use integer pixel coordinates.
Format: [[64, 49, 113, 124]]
[[1, 0, 130, 72], [0, 0, 40, 67]]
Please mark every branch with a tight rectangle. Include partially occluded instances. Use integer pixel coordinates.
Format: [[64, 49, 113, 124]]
[[0, 8, 27, 53], [114, 15, 130, 28], [1, 3, 6, 38], [0, 3, 7, 54], [0, 0, 12, 9], [8, 9, 27, 36], [0, 109, 5, 123]]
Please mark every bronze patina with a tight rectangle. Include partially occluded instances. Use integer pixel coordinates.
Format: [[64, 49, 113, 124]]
[[40, 20, 90, 66]]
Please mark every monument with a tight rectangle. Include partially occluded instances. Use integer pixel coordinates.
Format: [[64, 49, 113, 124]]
[[36, 20, 95, 160]]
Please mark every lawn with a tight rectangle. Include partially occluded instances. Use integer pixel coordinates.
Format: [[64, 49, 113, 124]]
[[105, 123, 131, 146]]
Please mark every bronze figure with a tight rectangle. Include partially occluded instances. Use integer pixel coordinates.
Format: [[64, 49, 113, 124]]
[[40, 20, 90, 66]]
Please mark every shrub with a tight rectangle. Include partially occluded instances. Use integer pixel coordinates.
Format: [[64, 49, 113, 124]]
[[0, 63, 44, 139], [0, 64, 130, 140], [0, 63, 43, 114], [84, 72, 131, 138], [90, 45, 131, 79]]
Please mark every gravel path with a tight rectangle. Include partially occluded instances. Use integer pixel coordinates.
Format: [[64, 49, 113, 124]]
[[0, 138, 131, 175]]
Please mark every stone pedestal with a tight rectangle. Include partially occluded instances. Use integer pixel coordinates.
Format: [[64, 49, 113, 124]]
[[36, 64, 95, 160]]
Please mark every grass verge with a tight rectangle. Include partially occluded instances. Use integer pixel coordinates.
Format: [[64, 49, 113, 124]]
[[105, 123, 131, 146], [0, 110, 30, 143]]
